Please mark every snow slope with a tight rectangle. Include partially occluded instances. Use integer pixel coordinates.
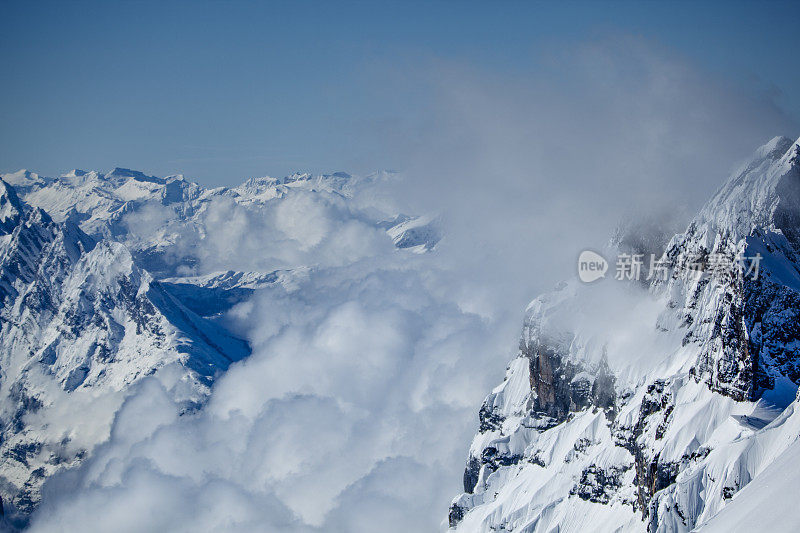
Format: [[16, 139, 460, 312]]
[[696, 438, 800, 532]]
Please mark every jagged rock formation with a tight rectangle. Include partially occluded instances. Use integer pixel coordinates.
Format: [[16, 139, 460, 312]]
[[450, 136, 800, 532]]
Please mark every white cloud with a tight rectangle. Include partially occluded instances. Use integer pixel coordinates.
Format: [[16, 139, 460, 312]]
[[30, 252, 509, 532]]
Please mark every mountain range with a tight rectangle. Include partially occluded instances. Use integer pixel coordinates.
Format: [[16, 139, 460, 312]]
[[0, 167, 440, 526], [1, 136, 799, 531]]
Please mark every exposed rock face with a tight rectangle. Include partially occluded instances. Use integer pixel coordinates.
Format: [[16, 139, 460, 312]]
[[450, 136, 800, 532], [627, 380, 680, 515], [526, 338, 617, 422]]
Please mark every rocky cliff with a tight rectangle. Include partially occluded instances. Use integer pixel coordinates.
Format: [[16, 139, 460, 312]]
[[450, 136, 800, 532]]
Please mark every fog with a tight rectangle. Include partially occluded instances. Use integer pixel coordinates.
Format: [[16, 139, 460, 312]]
[[392, 37, 796, 315]]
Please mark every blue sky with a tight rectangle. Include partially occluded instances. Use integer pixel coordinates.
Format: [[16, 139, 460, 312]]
[[1, 0, 798, 186]]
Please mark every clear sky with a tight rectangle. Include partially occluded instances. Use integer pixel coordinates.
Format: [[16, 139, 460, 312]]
[[1, 0, 799, 186]]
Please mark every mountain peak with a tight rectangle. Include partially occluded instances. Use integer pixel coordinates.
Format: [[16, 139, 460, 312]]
[[62, 169, 88, 178], [0, 177, 22, 203], [326, 171, 352, 179], [757, 135, 795, 159], [107, 167, 165, 184], [0, 178, 25, 234], [694, 134, 800, 239], [1, 168, 46, 189]]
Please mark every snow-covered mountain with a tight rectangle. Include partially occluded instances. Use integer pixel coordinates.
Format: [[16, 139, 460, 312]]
[[0, 167, 441, 527], [0, 179, 252, 520], [450, 136, 800, 531]]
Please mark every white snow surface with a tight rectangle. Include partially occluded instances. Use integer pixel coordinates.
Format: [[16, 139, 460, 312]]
[[696, 438, 800, 532]]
